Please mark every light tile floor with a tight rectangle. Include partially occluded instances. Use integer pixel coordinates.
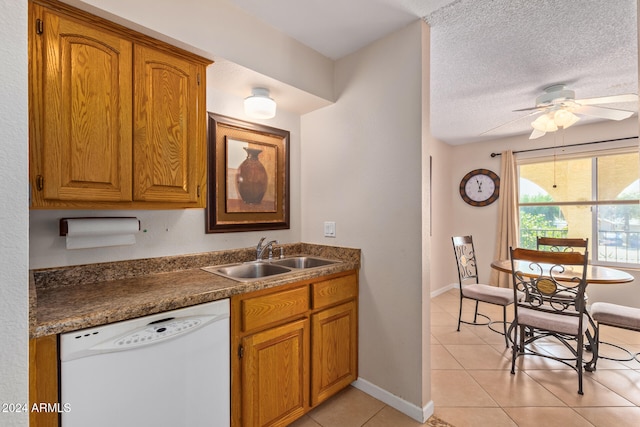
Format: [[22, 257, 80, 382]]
[[291, 289, 640, 426]]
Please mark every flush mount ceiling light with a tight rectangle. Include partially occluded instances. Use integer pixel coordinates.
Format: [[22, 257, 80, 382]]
[[244, 87, 276, 119]]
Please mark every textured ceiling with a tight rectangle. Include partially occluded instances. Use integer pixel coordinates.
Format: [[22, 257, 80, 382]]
[[227, 0, 638, 145], [426, 0, 638, 144]]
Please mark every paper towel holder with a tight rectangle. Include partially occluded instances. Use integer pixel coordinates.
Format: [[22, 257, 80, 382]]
[[59, 217, 140, 236]]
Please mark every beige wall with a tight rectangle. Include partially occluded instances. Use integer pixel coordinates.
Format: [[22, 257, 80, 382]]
[[428, 138, 455, 296], [301, 21, 433, 418]]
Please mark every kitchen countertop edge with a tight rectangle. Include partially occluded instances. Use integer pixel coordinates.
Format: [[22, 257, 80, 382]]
[[30, 243, 360, 338]]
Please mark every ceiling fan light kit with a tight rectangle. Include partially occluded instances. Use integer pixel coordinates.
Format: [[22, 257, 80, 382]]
[[553, 109, 580, 128], [523, 84, 637, 139], [529, 108, 580, 139], [531, 113, 558, 132]]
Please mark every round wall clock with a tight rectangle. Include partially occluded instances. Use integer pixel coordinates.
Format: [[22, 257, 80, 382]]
[[459, 169, 500, 207]]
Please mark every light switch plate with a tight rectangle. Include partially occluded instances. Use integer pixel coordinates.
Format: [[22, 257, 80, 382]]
[[323, 221, 336, 237]]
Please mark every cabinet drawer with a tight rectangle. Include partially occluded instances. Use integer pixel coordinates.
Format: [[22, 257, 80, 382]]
[[312, 274, 357, 309], [241, 286, 309, 332]]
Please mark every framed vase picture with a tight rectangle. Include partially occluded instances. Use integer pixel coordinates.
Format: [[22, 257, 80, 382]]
[[205, 113, 290, 233]]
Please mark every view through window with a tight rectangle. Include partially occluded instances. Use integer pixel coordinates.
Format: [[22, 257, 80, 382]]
[[518, 150, 640, 267]]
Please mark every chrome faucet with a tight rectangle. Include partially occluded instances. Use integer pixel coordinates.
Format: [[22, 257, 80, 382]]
[[256, 237, 278, 260]]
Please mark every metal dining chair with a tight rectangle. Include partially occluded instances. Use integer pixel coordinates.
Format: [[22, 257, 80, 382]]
[[536, 236, 588, 253], [451, 236, 519, 347], [537, 237, 590, 300], [589, 302, 640, 368], [509, 247, 594, 395]]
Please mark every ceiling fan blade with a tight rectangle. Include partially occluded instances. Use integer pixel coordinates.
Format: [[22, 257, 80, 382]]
[[575, 105, 635, 121], [480, 110, 542, 135], [513, 106, 548, 112], [575, 93, 638, 105], [529, 128, 546, 139]]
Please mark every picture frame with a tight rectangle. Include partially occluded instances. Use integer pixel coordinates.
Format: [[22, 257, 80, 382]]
[[205, 113, 290, 233]]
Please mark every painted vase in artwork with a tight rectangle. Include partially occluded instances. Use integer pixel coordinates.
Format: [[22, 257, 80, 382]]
[[236, 147, 268, 204]]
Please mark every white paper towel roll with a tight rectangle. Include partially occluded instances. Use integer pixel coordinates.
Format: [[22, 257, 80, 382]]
[[62, 218, 140, 250]]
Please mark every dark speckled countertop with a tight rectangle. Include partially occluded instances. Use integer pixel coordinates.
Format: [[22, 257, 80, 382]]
[[30, 243, 360, 338]]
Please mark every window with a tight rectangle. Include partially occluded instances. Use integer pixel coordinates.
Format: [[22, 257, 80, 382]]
[[518, 150, 640, 267]]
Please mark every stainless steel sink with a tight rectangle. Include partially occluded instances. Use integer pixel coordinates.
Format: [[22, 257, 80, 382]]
[[202, 256, 340, 282], [202, 262, 292, 281], [271, 256, 339, 269]]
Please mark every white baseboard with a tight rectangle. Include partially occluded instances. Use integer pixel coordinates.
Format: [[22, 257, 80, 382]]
[[349, 284, 455, 422], [352, 378, 434, 423], [430, 283, 458, 298]]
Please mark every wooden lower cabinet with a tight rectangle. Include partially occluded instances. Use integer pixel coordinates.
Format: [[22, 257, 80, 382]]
[[29, 270, 357, 427], [311, 300, 358, 406], [29, 335, 59, 427], [241, 319, 310, 427], [231, 271, 358, 427]]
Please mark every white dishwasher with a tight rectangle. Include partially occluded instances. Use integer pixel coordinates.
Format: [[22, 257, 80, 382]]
[[60, 299, 230, 427]]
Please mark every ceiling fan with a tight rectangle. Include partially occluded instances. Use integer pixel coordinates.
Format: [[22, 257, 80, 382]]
[[484, 84, 638, 139]]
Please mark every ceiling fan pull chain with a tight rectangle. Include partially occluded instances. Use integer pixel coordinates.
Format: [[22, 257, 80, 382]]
[[553, 132, 558, 189]]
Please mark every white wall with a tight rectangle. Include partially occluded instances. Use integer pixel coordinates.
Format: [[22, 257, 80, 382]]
[[0, 0, 29, 425], [438, 119, 640, 308], [30, 82, 302, 269], [301, 21, 432, 417]]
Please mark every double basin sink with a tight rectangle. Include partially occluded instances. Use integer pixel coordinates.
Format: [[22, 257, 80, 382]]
[[202, 256, 340, 282]]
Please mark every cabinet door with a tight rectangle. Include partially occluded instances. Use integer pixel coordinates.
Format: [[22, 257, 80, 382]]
[[30, 335, 59, 427], [241, 318, 309, 427], [133, 45, 203, 204], [311, 300, 358, 406], [33, 6, 133, 203]]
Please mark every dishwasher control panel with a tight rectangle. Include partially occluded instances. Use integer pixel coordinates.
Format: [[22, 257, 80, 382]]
[[60, 299, 230, 362], [115, 317, 205, 348]]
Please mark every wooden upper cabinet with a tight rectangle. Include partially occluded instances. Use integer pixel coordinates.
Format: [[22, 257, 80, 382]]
[[29, 0, 211, 209], [133, 46, 200, 203], [35, 6, 133, 203]]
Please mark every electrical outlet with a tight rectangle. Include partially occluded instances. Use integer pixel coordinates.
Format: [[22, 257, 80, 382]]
[[323, 221, 336, 237]]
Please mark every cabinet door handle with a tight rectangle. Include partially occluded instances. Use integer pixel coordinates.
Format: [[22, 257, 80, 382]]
[[36, 175, 44, 191], [36, 18, 44, 35]]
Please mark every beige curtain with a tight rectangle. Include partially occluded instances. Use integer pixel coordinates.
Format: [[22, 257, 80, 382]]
[[490, 150, 519, 288]]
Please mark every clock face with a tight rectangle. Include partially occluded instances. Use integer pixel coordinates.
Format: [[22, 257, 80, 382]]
[[459, 169, 500, 207]]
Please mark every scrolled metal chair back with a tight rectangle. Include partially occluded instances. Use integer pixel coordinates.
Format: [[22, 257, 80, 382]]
[[536, 236, 588, 254], [452, 236, 478, 283], [510, 247, 588, 315]]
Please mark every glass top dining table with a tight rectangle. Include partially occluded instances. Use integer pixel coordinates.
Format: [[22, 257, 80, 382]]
[[490, 259, 634, 284]]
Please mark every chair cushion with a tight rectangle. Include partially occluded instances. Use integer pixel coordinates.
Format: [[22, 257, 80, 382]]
[[517, 307, 588, 335], [591, 302, 640, 331], [462, 283, 517, 306]]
